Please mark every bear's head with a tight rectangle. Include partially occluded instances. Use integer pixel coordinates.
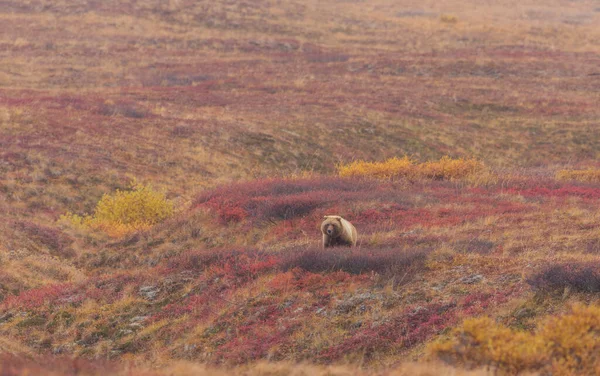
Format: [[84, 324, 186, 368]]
[[321, 215, 343, 238]]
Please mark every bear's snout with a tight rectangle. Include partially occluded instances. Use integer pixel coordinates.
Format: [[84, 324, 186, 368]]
[[327, 228, 333, 235]]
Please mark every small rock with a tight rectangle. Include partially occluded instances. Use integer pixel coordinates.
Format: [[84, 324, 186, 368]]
[[410, 306, 428, 316], [52, 344, 70, 354], [119, 329, 134, 336], [460, 274, 483, 284], [139, 285, 160, 300], [130, 316, 148, 323], [0, 313, 14, 323]]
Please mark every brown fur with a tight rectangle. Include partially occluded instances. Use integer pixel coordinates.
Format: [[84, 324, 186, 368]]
[[321, 215, 357, 248]]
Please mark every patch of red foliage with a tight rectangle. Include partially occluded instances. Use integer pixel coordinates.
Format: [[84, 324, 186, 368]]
[[528, 262, 600, 294], [193, 177, 383, 224], [164, 249, 278, 281], [194, 177, 536, 236], [506, 185, 600, 200], [211, 303, 301, 364], [12, 220, 75, 258], [152, 294, 218, 322], [2, 283, 74, 311], [280, 247, 428, 282], [317, 289, 513, 363], [271, 269, 363, 294], [84, 273, 144, 303], [317, 301, 458, 362], [460, 291, 510, 316], [206, 253, 279, 287]]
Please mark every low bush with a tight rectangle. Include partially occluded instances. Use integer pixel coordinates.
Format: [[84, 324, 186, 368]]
[[62, 181, 174, 237], [430, 304, 600, 375], [337, 156, 484, 181], [527, 262, 600, 294], [338, 156, 414, 180], [2, 283, 74, 311], [193, 177, 378, 224], [430, 316, 545, 373], [419, 157, 483, 180], [280, 247, 428, 280], [320, 301, 457, 362], [165, 249, 278, 286], [440, 14, 458, 23], [13, 221, 75, 257]]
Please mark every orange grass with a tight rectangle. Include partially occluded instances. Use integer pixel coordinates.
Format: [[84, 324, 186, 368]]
[[338, 156, 485, 181]]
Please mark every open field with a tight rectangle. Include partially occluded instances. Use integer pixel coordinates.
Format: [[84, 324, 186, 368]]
[[2, 0, 600, 374]]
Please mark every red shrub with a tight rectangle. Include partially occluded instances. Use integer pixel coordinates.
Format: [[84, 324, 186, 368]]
[[84, 273, 143, 303], [12, 221, 75, 258], [152, 294, 217, 322], [280, 247, 428, 282], [528, 262, 600, 294], [165, 249, 279, 289], [2, 283, 74, 311], [212, 319, 300, 364], [193, 177, 381, 224], [317, 302, 457, 362], [166, 249, 278, 275]]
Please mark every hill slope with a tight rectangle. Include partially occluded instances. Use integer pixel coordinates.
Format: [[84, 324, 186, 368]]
[[4, 170, 600, 373], [3, 0, 600, 374]]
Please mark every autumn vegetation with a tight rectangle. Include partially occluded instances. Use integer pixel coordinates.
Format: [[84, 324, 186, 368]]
[[337, 156, 485, 181], [61, 181, 175, 237], [3, 0, 600, 374]]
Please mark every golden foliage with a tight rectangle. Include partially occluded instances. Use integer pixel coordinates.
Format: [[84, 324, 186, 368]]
[[430, 304, 600, 375], [440, 14, 459, 23], [61, 181, 174, 237], [338, 156, 414, 179], [420, 157, 484, 180], [338, 156, 484, 181], [556, 168, 600, 183]]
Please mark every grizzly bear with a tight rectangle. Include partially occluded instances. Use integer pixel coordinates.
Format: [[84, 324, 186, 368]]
[[321, 215, 358, 248]]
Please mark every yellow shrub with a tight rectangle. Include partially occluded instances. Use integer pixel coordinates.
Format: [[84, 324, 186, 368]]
[[338, 156, 484, 181], [556, 169, 600, 183], [430, 304, 600, 375], [538, 304, 600, 374], [430, 317, 546, 373], [420, 157, 484, 180], [61, 181, 174, 237], [338, 156, 414, 179], [440, 14, 458, 23]]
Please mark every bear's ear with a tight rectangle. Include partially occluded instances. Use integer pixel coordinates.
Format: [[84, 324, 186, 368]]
[[324, 215, 342, 219]]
